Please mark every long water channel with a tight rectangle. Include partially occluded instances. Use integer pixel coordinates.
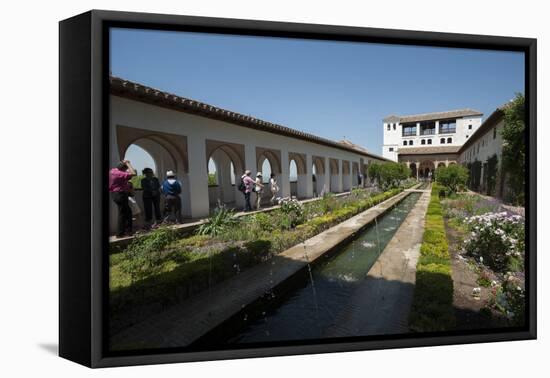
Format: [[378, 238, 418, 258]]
[[224, 191, 422, 344]]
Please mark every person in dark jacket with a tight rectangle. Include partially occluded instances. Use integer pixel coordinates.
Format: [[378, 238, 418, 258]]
[[161, 170, 183, 223], [140, 167, 162, 227]]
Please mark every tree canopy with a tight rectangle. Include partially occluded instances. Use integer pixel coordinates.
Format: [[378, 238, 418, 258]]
[[369, 161, 410, 190], [501, 93, 525, 205], [435, 164, 468, 194]]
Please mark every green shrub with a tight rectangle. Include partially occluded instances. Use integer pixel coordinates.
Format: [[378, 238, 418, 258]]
[[251, 212, 275, 232], [197, 205, 239, 237], [435, 165, 469, 194], [369, 162, 410, 190], [119, 226, 178, 283]]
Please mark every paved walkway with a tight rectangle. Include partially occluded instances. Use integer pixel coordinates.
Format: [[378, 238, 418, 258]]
[[110, 189, 414, 351], [324, 186, 431, 337]]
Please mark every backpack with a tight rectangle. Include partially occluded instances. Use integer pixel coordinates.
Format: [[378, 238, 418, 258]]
[[238, 177, 246, 193]]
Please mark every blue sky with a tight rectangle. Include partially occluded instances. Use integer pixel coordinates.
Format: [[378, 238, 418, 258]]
[[113, 28, 524, 176]]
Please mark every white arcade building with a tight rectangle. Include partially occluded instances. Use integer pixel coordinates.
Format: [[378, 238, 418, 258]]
[[109, 76, 389, 234]]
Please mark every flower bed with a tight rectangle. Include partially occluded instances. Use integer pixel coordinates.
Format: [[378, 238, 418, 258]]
[[463, 212, 524, 272], [409, 183, 455, 331], [110, 186, 406, 332], [441, 193, 525, 326]]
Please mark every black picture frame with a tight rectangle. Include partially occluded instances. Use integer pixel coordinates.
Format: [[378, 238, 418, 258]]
[[59, 9, 537, 368]]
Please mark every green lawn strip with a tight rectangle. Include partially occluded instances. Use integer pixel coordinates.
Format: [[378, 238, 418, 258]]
[[110, 187, 405, 328], [409, 184, 456, 332]]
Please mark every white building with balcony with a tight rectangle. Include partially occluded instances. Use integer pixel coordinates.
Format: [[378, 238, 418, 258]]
[[382, 109, 483, 161]]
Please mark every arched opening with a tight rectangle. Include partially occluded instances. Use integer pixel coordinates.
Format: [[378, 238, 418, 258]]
[[207, 146, 242, 210], [208, 157, 218, 186], [230, 162, 236, 185], [288, 152, 308, 199], [437, 162, 446, 168], [419, 160, 435, 180], [261, 158, 272, 184], [255, 149, 282, 206], [289, 159, 298, 197], [329, 159, 340, 193], [123, 144, 158, 189], [112, 138, 185, 234], [312, 156, 325, 196], [352, 162, 360, 187], [342, 161, 351, 192], [427, 139, 432, 145], [447, 137, 453, 144], [409, 140, 414, 146], [440, 138, 446, 144], [410, 163, 418, 179], [205, 140, 245, 211]]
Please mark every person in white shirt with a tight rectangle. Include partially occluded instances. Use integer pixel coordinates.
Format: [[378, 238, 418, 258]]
[[269, 173, 279, 205], [255, 172, 264, 210]]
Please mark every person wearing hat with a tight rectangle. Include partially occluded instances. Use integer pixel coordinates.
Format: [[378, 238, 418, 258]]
[[161, 170, 183, 223], [140, 167, 162, 227], [254, 172, 265, 210], [240, 169, 255, 212], [108, 160, 137, 237]]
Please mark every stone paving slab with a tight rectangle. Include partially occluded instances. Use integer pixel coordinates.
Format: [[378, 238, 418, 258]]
[[110, 190, 413, 351], [324, 187, 431, 337]]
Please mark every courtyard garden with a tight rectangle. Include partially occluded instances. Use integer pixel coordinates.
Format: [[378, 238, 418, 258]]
[[110, 172, 415, 333]]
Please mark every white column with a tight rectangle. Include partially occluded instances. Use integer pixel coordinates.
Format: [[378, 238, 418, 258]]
[[435, 120, 440, 135], [219, 155, 233, 204], [337, 159, 343, 192], [323, 157, 330, 193], [416, 122, 421, 136], [304, 154, 313, 198], [245, 144, 257, 175], [364, 160, 369, 185], [187, 135, 210, 218], [416, 161, 420, 181], [280, 149, 291, 198]]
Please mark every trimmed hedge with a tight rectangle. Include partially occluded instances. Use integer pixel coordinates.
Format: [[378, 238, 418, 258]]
[[409, 184, 456, 331]]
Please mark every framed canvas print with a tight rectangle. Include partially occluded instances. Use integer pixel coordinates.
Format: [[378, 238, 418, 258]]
[[59, 10, 536, 368]]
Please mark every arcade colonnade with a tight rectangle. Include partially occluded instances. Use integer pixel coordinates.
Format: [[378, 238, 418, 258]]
[[109, 92, 386, 233], [400, 155, 458, 179]]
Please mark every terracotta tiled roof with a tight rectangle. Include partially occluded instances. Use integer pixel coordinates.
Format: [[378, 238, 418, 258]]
[[398, 146, 461, 155], [338, 139, 369, 153], [110, 76, 390, 162], [384, 109, 483, 123]]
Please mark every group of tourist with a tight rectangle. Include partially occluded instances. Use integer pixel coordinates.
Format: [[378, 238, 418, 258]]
[[108, 160, 183, 237], [109, 160, 283, 236], [239, 170, 279, 212]]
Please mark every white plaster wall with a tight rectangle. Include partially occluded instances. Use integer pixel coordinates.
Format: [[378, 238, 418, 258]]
[[382, 121, 400, 161], [110, 95, 385, 233], [459, 119, 504, 164], [455, 116, 483, 146]]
